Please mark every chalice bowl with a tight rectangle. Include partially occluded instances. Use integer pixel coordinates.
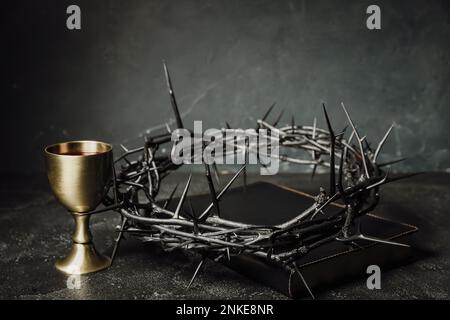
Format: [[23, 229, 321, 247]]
[[45, 140, 113, 274]]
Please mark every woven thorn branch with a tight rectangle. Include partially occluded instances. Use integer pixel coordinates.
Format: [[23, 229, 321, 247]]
[[95, 62, 416, 297]]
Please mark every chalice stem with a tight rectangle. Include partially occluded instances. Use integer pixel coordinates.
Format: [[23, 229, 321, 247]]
[[54, 213, 111, 275], [72, 214, 92, 244]]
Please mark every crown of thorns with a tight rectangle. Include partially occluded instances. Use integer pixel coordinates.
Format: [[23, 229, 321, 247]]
[[94, 63, 414, 295]]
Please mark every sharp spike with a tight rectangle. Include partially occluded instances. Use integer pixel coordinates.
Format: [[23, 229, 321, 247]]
[[188, 196, 195, 217], [358, 234, 410, 247], [312, 117, 317, 138], [338, 234, 409, 248], [364, 137, 371, 151], [204, 163, 221, 217], [261, 102, 276, 122], [378, 157, 407, 167], [243, 165, 247, 192], [335, 127, 347, 139], [120, 144, 129, 152], [310, 164, 317, 181], [366, 167, 390, 190], [163, 61, 183, 129], [217, 165, 246, 199], [199, 165, 246, 220], [110, 217, 128, 266], [225, 122, 232, 129], [165, 122, 172, 133], [174, 174, 192, 219], [382, 172, 422, 185], [188, 198, 199, 235], [273, 109, 285, 127], [347, 130, 355, 144], [187, 257, 206, 289], [211, 162, 221, 184], [373, 123, 394, 162], [163, 183, 179, 209], [293, 263, 315, 299], [323, 103, 336, 196], [310, 118, 317, 178], [338, 146, 348, 196], [291, 115, 295, 131], [341, 102, 369, 179], [243, 141, 249, 192], [112, 165, 119, 205]]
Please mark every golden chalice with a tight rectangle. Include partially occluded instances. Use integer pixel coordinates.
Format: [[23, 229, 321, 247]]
[[45, 140, 113, 274]]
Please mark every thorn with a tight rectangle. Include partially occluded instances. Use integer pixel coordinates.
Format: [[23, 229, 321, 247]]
[[363, 138, 371, 151], [310, 164, 317, 181], [358, 234, 410, 247], [323, 103, 336, 196], [312, 117, 317, 138], [187, 199, 195, 216], [273, 109, 285, 126], [188, 198, 199, 235], [217, 165, 245, 198], [112, 166, 119, 205], [243, 165, 247, 192], [163, 183, 179, 209], [347, 130, 355, 144], [165, 122, 172, 133], [204, 163, 221, 217], [174, 174, 192, 219], [291, 115, 295, 131], [349, 241, 364, 249], [211, 162, 221, 184], [199, 165, 246, 220], [335, 127, 347, 139], [382, 172, 422, 184], [378, 157, 407, 167], [262, 102, 276, 122], [225, 122, 232, 129], [366, 167, 390, 190], [243, 142, 249, 192], [163, 61, 183, 129], [341, 102, 369, 179], [120, 144, 129, 152], [337, 234, 410, 248], [187, 257, 206, 289], [310, 118, 317, 176], [338, 146, 348, 197], [293, 263, 315, 299], [373, 123, 394, 162], [110, 217, 128, 266]]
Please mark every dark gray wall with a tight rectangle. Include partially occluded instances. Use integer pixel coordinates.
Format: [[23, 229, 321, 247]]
[[4, 0, 450, 173]]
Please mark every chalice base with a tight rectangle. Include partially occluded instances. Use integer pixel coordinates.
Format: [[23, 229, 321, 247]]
[[55, 243, 111, 275]]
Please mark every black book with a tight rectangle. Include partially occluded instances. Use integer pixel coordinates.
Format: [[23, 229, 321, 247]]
[[168, 182, 418, 298]]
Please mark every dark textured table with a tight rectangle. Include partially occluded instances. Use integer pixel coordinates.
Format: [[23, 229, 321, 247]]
[[1, 172, 449, 299]]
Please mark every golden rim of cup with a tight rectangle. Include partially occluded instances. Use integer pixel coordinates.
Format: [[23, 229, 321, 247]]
[[45, 140, 112, 157]]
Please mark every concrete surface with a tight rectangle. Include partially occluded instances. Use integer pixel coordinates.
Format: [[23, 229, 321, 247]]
[[0, 172, 449, 299]]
